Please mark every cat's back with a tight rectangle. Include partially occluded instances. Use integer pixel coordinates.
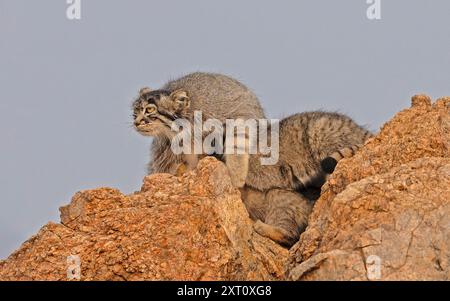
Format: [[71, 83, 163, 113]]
[[279, 111, 367, 143], [163, 72, 249, 97], [163, 72, 265, 120], [279, 111, 371, 163]]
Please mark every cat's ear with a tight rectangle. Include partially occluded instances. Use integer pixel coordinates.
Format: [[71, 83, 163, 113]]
[[170, 90, 190, 110], [139, 87, 152, 96]]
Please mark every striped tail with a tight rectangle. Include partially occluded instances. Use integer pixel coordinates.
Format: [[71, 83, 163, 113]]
[[320, 144, 363, 174]]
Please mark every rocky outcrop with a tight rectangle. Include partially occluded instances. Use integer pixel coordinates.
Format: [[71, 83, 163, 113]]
[[288, 95, 450, 280], [0, 95, 448, 281], [0, 158, 287, 280]]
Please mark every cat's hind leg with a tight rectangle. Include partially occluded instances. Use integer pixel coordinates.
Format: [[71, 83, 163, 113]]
[[253, 189, 313, 248]]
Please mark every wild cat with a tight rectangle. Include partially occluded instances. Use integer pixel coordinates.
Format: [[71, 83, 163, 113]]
[[241, 111, 373, 247], [131, 74, 372, 247], [132, 72, 265, 188]]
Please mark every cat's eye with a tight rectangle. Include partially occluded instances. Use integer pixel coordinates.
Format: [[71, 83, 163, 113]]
[[145, 106, 157, 115]]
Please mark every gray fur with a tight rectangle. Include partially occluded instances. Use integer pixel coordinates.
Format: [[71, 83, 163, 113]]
[[132, 72, 266, 183], [132, 75, 372, 248], [242, 111, 373, 247]]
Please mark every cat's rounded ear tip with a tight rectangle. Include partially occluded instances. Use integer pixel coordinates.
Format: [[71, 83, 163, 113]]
[[171, 89, 189, 98], [139, 87, 152, 95], [321, 157, 338, 174]]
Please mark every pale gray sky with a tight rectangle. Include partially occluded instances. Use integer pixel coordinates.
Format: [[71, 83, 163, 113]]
[[0, 0, 449, 258]]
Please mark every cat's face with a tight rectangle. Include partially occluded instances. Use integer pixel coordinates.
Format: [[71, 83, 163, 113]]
[[132, 87, 190, 137]]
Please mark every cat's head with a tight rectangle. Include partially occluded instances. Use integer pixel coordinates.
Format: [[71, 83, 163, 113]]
[[132, 87, 190, 137]]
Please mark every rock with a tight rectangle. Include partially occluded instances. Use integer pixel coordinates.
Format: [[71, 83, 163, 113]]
[[1, 95, 448, 281], [289, 95, 450, 280], [0, 158, 287, 281]]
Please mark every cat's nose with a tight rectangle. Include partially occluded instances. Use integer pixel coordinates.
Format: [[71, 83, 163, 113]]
[[134, 116, 145, 127], [134, 120, 144, 127]]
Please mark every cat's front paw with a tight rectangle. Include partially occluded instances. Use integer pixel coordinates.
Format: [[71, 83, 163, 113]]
[[253, 220, 267, 236], [225, 154, 249, 188], [253, 220, 296, 247], [230, 172, 246, 188]]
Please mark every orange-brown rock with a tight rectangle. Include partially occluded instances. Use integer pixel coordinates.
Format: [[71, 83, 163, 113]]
[[1, 95, 448, 281], [289, 95, 449, 280], [0, 158, 287, 280]]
